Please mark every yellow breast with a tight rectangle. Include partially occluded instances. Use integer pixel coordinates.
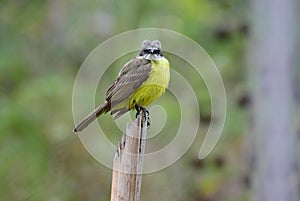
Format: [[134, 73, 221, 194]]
[[129, 58, 170, 109]]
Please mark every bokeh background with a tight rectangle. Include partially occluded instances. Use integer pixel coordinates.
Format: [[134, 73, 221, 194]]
[[1, 0, 299, 201]]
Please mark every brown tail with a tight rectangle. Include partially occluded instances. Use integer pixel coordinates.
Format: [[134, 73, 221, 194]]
[[73, 101, 110, 133]]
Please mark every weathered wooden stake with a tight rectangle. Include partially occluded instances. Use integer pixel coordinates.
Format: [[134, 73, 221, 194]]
[[110, 111, 147, 201]]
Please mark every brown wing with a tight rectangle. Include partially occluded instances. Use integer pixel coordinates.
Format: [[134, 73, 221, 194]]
[[105, 57, 151, 108]]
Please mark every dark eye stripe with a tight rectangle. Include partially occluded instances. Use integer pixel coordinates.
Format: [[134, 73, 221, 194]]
[[153, 50, 160, 54], [139, 49, 162, 56]]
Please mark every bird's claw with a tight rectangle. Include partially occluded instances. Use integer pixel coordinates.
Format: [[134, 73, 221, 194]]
[[135, 104, 151, 127]]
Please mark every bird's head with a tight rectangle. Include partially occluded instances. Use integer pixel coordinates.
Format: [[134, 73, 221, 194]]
[[139, 40, 163, 60]]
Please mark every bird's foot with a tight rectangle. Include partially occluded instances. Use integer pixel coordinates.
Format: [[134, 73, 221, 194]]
[[135, 104, 150, 127]]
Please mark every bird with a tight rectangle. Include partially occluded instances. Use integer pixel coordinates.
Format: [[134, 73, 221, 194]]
[[73, 40, 170, 133]]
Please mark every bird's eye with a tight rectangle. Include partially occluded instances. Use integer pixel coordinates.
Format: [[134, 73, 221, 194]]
[[139, 49, 151, 56], [153, 49, 160, 54]]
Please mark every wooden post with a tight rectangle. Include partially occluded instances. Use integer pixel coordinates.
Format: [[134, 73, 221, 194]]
[[110, 111, 147, 201]]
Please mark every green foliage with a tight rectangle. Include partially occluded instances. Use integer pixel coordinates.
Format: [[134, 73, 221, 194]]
[[0, 0, 250, 200]]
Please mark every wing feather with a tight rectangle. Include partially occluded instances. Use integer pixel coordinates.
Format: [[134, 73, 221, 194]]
[[105, 57, 151, 108]]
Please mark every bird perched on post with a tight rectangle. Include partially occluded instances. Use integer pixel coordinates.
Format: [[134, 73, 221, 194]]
[[73, 40, 170, 133]]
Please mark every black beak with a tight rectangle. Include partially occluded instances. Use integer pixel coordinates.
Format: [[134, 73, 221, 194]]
[[148, 49, 155, 54]]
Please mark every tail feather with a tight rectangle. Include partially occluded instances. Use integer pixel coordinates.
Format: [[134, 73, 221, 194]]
[[73, 102, 110, 133]]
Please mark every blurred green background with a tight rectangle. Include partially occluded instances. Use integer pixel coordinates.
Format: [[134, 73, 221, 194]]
[[0, 0, 288, 201]]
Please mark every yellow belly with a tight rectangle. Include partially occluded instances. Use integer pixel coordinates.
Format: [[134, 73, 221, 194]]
[[129, 58, 170, 109]]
